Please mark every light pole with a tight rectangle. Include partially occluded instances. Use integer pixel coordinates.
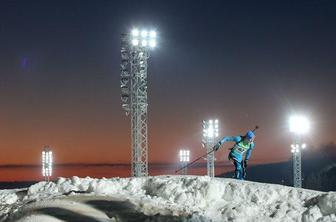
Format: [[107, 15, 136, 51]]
[[120, 28, 157, 177], [42, 146, 53, 182], [179, 149, 190, 175], [289, 115, 310, 188], [202, 119, 219, 177]]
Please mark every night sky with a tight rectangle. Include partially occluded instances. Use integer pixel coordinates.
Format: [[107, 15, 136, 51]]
[[0, 0, 335, 181]]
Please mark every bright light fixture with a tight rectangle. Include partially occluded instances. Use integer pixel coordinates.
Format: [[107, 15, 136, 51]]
[[179, 149, 190, 162], [132, 29, 139, 36], [208, 127, 214, 138], [291, 147, 300, 153], [290, 143, 307, 152], [149, 40, 156, 48], [42, 148, 53, 178], [289, 115, 310, 135], [130, 28, 157, 49], [142, 40, 147, 47], [149, 30, 156, 38], [203, 119, 219, 139], [132, 39, 139, 46], [141, 30, 148, 37]]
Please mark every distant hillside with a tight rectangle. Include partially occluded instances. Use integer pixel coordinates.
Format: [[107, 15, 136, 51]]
[[0, 181, 36, 190], [305, 164, 336, 191]]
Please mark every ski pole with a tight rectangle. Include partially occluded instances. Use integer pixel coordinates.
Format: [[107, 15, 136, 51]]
[[175, 148, 216, 174], [252, 125, 259, 132]]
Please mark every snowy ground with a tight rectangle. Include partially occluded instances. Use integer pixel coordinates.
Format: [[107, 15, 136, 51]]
[[0, 176, 335, 222]]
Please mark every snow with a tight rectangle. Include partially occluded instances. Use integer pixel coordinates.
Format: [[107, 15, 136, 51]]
[[1, 176, 335, 221]]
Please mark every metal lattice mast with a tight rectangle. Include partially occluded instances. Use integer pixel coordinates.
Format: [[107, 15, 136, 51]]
[[42, 146, 53, 182], [207, 137, 215, 177], [202, 119, 219, 177], [289, 115, 310, 188], [292, 136, 302, 188], [179, 150, 190, 175], [130, 49, 149, 177], [120, 29, 157, 177], [293, 145, 302, 188], [291, 138, 307, 188]]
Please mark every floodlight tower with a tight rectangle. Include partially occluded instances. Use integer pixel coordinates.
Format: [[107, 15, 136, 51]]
[[179, 149, 190, 175], [120, 28, 157, 177], [42, 146, 53, 182], [202, 119, 219, 177], [289, 115, 310, 188]]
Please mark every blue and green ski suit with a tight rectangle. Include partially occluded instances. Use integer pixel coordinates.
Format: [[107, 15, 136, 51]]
[[218, 136, 255, 179]]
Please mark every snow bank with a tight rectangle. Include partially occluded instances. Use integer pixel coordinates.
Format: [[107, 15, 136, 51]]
[[1, 176, 336, 221]]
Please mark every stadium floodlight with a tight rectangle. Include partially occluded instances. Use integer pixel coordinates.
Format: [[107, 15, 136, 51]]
[[130, 28, 157, 49], [42, 146, 53, 182], [149, 40, 156, 48], [291, 143, 307, 153], [179, 149, 190, 175], [120, 27, 158, 177], [132, 39, 139, 46], [141, 30, 148, 37], [179, 149, 190, 162], [289, 115, 310, 135], [203, 119, 219, 139], [202, 119, 219, 177], [149, 31, 156, 38], [132, 29, 139, 36], [141, 40, 148, 47], [290, 144, 301, 153]]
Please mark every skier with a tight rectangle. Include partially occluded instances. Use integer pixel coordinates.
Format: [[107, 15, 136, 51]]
[[213, 130, 256, 180]]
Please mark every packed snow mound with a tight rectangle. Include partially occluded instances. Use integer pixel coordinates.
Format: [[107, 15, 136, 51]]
[[1, 176, 336, 222]]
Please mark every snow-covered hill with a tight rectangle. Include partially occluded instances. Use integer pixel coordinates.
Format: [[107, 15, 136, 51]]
[[1, 176, 335, 222]]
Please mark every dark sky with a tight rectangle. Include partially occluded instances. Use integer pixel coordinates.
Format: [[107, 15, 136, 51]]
[[0, 0, 335, 181]]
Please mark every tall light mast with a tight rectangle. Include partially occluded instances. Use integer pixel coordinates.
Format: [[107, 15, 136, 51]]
[[120, 28, 157, 177], [179, 149, 190, 175], [202, 119, 219, 177], [42, 146, 53, 182], [289, 115, 310, 188]]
